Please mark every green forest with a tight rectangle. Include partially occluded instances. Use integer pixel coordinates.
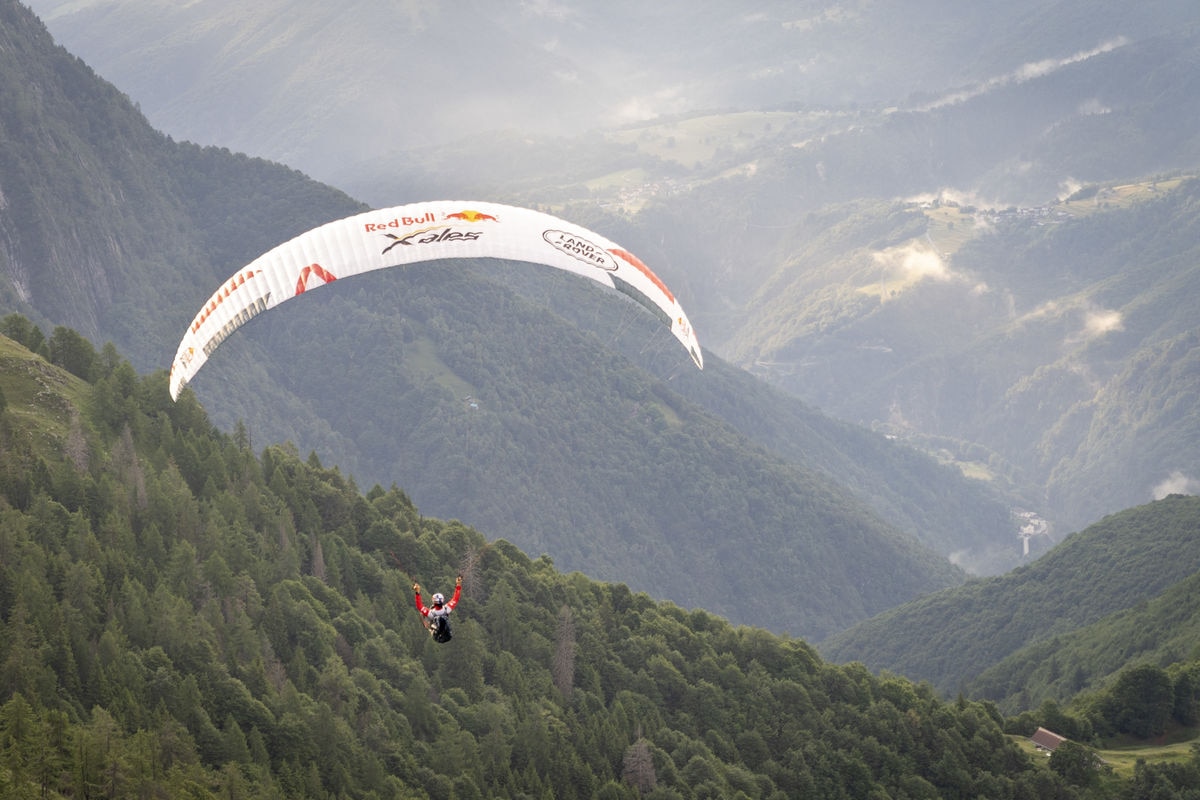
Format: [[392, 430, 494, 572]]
[[822, 494, 1200, 698], [2, 315, 1200, 798]]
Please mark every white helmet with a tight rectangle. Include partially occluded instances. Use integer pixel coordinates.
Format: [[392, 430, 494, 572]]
[[432, 593, 445, 605]]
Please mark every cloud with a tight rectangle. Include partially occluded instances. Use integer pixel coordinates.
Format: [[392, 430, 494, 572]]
[[519, 0, 574, 21], [873, 242, 951, 282], [612, 87, 690, 124], [1016, 301, 1123, 345], [1064, 305, 1124, 346], [919, 38, 1129, 111], [1077, 98, 1111, 116], [783, 7, 853, 33], [903, 187, 1005, 212], [1017, 300, 1062, 324], [1083, 308, 1123, 338], [1152, 471, 1200, 500], [1058, 178, 1085, 201]]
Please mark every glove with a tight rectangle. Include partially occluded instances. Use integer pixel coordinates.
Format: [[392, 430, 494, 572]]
[[456, 575, 463, 586], [412, 583, 420, 593]]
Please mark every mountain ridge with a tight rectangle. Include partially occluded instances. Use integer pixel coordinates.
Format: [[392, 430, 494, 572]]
[[0, 0, 1000, 640], [10, 0, 1200, 632]]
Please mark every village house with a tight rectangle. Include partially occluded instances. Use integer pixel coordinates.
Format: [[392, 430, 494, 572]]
[[1030, 727, 1068, 753]]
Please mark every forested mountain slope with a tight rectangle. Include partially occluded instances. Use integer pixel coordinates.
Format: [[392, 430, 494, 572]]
[[821, 495, 1200, 699], [206, 267, 974, 641], [20, 0, 1200, 551], [0, 327, 1086, 799], [970, 566, 1200, 714], [0, 0, 1028, 643], [0, 0, 365, 367]]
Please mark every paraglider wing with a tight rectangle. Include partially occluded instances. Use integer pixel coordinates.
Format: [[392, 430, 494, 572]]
[[169, 200, 703, 400]]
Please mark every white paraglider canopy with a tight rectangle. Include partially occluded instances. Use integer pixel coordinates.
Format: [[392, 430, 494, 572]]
[[169, 200, 702, 400]]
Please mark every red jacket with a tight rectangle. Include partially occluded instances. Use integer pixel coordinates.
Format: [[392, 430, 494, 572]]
[[415, 583, 461, 619]]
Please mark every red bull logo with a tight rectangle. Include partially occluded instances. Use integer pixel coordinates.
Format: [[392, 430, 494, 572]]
[[445, 210, 499, 222], [363, 212, 437, 232]]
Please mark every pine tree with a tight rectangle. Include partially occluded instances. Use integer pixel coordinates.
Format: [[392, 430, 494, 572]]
[[622, 737, 656, 794]]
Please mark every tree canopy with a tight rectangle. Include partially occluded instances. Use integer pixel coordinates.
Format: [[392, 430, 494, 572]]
[[0, 318, 1102, 798]]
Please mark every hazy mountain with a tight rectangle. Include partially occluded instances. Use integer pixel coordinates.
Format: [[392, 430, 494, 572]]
[[548, 23, 1200, 536], [721, 177, 1200, 534], [821, 494, 1200, 700], [1, 0, 1022, 641], [22, 0, 1200, 543], [24, 0, 1197, 196], [0, 0, 366, 368]]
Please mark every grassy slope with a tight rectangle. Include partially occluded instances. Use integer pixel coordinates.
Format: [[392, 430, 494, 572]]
[[0, 334, 90, 456]]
